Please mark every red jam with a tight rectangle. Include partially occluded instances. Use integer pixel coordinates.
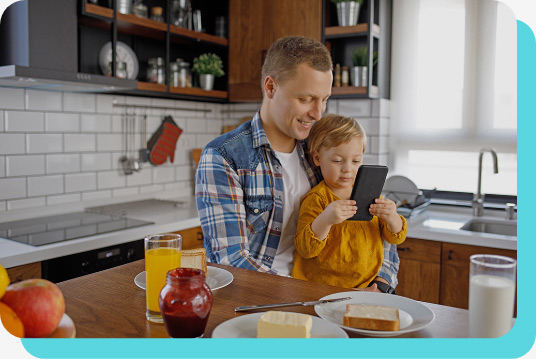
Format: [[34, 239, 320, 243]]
[[159, 268, 213, 338]]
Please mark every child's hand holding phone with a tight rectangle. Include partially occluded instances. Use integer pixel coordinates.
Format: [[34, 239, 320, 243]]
[[369, 198, 403, 233]]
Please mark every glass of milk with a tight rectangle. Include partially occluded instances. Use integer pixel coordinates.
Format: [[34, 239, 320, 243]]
[[469, 254, 516, 338]]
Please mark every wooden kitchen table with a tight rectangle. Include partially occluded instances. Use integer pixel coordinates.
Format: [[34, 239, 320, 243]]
[[56, 260, 469, 338]]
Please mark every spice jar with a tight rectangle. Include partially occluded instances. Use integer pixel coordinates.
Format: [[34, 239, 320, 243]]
[[147, 57, 165, 84], [150, 6, 164, 22], [341, 66, 349, 86], [107, 61, 127, 79], [178, 60, 191, 87], [159, 268, 213, 338], [169, 62, 180, 87], [132, 0, 148, 18], [334, 63, 341, 87]]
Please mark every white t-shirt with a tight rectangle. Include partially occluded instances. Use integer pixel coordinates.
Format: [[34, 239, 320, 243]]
[[270, 145, 311, 276]]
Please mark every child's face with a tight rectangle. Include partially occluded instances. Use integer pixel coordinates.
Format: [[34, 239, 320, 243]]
[[313, 138, 364, 193]]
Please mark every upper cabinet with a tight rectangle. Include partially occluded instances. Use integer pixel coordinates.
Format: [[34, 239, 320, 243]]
[[79, 0, 229, 101], [323, 0, 392, 99], [228, 0, 322, 102]]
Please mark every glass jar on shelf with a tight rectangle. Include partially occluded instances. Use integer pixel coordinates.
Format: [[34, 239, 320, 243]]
[[147, 57, 165, 84], [170, 62, 180, 87], [178, 60, 192, 88], [132, 0, 148, 18], [107, 61, 128, 79], [150, 6, 165, 22]]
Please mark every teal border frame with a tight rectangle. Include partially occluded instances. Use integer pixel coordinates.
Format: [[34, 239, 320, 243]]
[[14, 19, 536, 359]]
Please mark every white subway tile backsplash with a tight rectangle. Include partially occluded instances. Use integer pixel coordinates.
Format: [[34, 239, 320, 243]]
[[96, 94, 115, 114], [81, 114, 112, 132], [97, 171, 126, 189], [63, 93, 96, 113], [153, 166, 174, 184], [175, 164, 193, 181], [28, 175, 64, 196], [0, 111, 4, 131], [7, 155, 45, 176], [97, 134, 122, 152], [111, 115, 122, 133], [26, 134, 63, 153], [126, 169, 152, 186], [112, 187, 139, 198], [338, 99, 371, 117], [0, 178, 26, 200], [47, 154, 80, 174], [0, 134, 25, 154], [47, 193, 81, 206], [64, 134, 96, 152], [196, 134, 218, 148], [82, 190, 112, 202], [0, 201, 5, 211], [140, 184, 164, 194], [0, 88, 25, 109], [82, 153, 112, 172], [0, 156, 4, 177], [186, 118, 206, 133], [5, 111, 44, 132], [357, 118, 379, 136], [65, 173, 97, 193], [8, 197, 46, 210], [45, 112, 80, 132], [25, 90, 62, 111]]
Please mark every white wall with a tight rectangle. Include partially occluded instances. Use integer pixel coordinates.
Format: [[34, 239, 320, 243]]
[[0, 88, 389, 212]]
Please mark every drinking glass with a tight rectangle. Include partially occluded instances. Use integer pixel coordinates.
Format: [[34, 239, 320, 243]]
[[469, 254, 516, 338], [145, 233, 182, 323]]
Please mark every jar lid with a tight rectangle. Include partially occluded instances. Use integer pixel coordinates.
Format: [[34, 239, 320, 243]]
[[151, 6, 162, 15], [155, 57, 165, 65], [170, 62, 179, 70]]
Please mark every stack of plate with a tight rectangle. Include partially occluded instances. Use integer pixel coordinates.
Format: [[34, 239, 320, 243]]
[[382, 176, 429, 218]]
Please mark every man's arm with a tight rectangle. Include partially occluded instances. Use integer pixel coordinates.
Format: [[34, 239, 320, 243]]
[[195, 147, 279, 274]]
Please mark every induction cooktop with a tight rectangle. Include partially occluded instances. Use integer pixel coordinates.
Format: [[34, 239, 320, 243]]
[[0, 212, 154, 246]]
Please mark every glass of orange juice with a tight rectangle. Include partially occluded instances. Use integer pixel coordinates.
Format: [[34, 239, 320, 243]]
[[145, 233, 181, 323]]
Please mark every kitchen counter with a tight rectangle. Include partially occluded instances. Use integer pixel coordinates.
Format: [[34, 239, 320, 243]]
[[0, 199, 516, 269]]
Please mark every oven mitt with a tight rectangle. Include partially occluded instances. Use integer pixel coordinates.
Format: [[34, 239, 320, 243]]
[[147, 116, 183, 165]]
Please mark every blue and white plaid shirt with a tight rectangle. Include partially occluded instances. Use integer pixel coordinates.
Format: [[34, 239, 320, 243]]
[[195, 112, 400, 286]]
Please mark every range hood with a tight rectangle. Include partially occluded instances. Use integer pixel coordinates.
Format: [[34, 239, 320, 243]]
[[0, 0, 137, 93]]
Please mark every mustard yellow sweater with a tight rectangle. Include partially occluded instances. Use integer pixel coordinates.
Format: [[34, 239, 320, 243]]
[[291, 181, 407, 288]]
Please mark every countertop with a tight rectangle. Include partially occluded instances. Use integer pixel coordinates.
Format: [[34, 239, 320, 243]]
[[0, 197, 516, 269]]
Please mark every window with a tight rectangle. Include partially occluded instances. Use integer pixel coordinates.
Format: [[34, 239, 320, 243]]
[[390, 0, 517, 196]]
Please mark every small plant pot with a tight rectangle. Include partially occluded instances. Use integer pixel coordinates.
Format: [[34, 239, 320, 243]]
[[199, 74, 215, 90], [351, 66, 367, 87], [336, 2, 360, 27]]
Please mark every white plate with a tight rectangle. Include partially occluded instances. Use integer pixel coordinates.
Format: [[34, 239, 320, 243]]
[[134, 267, 233, 291], [212, 312, 349, 338], [98, 41, 139, 79], [383, 175, 421, 206], [314, 291, 434, 337]]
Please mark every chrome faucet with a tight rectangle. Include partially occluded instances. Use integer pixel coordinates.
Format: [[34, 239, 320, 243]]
[[472, 148, 498, 216]]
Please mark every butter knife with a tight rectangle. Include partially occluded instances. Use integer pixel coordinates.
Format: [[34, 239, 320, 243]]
[[234, 296, 352, 312]]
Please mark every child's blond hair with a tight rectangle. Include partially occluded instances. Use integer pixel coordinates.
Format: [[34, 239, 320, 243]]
[[308, 114, 367, 157]]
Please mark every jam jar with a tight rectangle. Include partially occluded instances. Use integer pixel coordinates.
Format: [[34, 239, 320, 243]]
[[159, 268, 213, 338]]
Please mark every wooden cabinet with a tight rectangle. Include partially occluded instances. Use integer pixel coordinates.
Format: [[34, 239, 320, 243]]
[[440, 242, 517, 311], [172, 226, 204, 250], [397, 238, 441, 303], [6, 262, 42, 283], [228, 0, 322, 102], [322, 0, 392, 99], [79, 0, 229, 101]]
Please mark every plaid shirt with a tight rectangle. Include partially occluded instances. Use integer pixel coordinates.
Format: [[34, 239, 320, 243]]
[[195, 112, 400, 286]]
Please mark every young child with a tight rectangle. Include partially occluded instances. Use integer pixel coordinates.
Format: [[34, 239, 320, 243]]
[[291, 114, 407, 289]]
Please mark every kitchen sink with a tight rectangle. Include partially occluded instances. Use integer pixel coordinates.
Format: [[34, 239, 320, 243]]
[[460, 218, 517, 236]]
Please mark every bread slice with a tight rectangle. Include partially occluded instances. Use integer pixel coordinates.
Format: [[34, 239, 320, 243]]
[[343, 304, 400, 331], [180, 248, 207, 273]]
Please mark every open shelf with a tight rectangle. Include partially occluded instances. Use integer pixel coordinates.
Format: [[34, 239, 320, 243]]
[[169, 25, 228, 47], [83, 3, 113, 19], [137, 82, 167, 93], [169, 86, 227, 99], [324, 23, 380, 39]]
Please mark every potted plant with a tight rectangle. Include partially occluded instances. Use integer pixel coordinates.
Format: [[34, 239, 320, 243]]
[[350, 47, 377, 87], [192, 53, 225, 91], [332, 0, 363, 27]]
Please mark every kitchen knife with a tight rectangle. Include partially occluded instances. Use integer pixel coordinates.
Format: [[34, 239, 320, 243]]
[[234, 296, 352, 312]]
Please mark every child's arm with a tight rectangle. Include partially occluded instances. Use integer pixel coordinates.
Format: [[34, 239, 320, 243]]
[[294, 194, 357, 258], [311, 199, 357, 240], [370, 198, 407, 245]]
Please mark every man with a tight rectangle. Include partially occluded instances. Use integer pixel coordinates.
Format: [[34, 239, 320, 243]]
[[195, 36, 399, 293]]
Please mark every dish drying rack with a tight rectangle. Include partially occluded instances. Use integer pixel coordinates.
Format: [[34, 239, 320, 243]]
[[382, 190, 431, 218]]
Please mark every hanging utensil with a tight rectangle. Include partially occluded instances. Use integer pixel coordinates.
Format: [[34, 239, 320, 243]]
[[128, 110, 141, 172], [119, 109, 133, 175], [139, 111, 150, 162]]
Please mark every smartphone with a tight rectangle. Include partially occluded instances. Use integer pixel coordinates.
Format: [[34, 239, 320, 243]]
[[348, 165, 389, 221]]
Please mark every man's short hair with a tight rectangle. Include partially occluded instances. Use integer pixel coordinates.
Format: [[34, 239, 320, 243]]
[[261, 36, 333, 93]]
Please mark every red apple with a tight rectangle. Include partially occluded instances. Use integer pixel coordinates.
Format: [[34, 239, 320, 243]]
[[1, 279, 65, 338]]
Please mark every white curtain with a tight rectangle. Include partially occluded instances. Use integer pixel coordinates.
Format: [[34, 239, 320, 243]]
[[389, 0, 517, 195]]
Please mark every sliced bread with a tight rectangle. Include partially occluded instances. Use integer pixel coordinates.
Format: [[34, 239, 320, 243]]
[[343, 304, 400, 331], [180, 248, 207, 273]]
